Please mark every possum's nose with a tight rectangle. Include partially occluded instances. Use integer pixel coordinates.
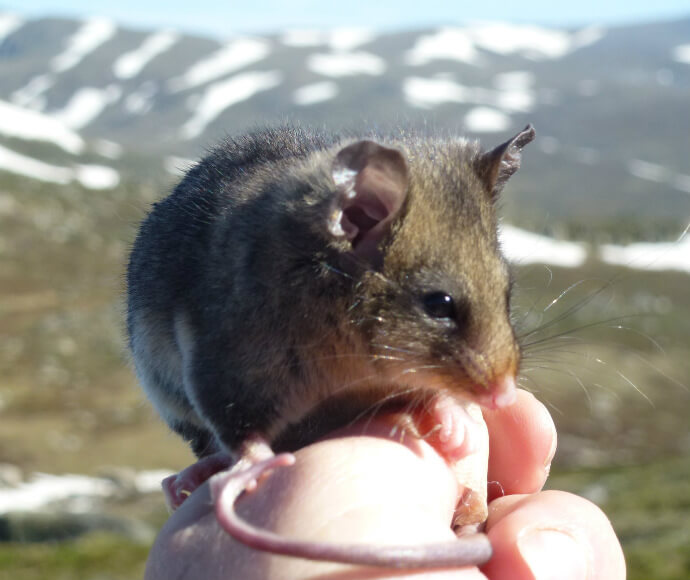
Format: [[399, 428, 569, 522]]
[[473, 374, 517, 409]]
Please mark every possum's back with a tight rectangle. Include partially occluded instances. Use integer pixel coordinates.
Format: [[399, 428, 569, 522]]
[[126, 127, 335, 338]]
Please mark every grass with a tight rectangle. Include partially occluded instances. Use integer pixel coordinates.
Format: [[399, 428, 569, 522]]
[[1, 174, 689, 578]]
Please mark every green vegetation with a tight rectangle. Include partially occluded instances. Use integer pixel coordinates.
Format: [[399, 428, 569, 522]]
[[1, 174, 688, 578]]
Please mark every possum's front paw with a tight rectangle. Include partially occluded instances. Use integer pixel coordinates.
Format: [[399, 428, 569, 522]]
[[162, 452, 235, 510]]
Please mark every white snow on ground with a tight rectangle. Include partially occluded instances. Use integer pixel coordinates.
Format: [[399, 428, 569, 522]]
[[168, 38, 271, 92], [93, 139, 123, 159], [180, 71, 282, 139], [403, 76, 534, 112], [0, 143, 120, 189], [0, 143, 72, 183], [627, 159, 690, 194], [0, 99, 84, 154], [293, 81, 338, 105], [406, 24, 604, 65], [406, 28, 479, 65], [307, 51, 386, 77], [601, 235, 690, 273], [281, 27, 374, 51], [329, 28, 375, 51], [51, 85, 122, 130], [0, 474, 116, 514], [673, 174, 690, 194], [74, 164, 120, 189], [164, 156, 198, 176], [131, 470, 176, 494], [281, 29, 323, 47], [125, 81, 158, 114], [0, 13, 23, 42], [470, 22, 604, 59], [51, 18, 116, 73], [672, 44, 690, 64], [627, 159, 671, 183], [499, 224, 587, 268], [11, 74, 54, 110], [493, 71, 534, 91], [464, 107, 511, 132], [113, 30, 179, 79], [0, 470, 173, 514]]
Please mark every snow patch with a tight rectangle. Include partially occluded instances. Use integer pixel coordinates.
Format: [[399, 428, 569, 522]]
[[0, 470, 173, 514], [164, 156, 197, 176], [293, 81, 338, 105], [307, 51, 386, 77], [672, 44, 690, 64], [74, 164, 120, 189], [627, 159, 670, 183], [470, 22, 603, 60], [168, 38, 271, 92], [493, 71, 534, 91], [0, 99, 84, 154], [281, 29, 323, 47], [403, 76, 534, 112], [406, 24, 605, 65], [329, 28, 375, 51], [464, 107, 511, 133], [499, 225, 587, 268], [601, 236, 690, 273], [180, 71, 282, 140], [125, 81, 158, 115], [93, 139, 123, 159], [52, 18, 116, 73], [281, 27, 374, 51], [406, 28, 479, 66], [113, 30, 179, 79], [0, 143, 119, 189], [0, 473, 115, 514], [0, 13, 23, 43], [11, 74, 54, 110], [673, 174, 690, 194], [0, 143, 72, 184], [51, 85, 122, 130]]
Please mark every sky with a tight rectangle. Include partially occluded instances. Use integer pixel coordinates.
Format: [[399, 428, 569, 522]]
[[2, 0, 689, 38]]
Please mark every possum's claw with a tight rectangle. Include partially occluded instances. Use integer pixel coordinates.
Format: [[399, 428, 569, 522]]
[[163, 452, 235, 511]]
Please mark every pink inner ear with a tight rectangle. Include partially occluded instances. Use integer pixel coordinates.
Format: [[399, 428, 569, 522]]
[[330, 141, 409, 262]]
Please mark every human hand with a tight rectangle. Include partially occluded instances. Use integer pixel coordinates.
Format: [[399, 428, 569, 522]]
[[145, 390, 625, 579]]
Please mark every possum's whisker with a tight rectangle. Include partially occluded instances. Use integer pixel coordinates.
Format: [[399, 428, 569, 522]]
[[607, 325, 666, 353], [518, 278, 621, 340], [615, 369, 655, 407], [631, 353, 688, 391], [543, 279, 590, 313], [400, 364, 444, 375], [520, 314, 646, 349], [346, 386, 425, 432], [370, 343, 421, 356]]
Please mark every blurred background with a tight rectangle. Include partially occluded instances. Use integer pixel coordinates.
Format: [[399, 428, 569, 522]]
[[0, 1, 688, 578]]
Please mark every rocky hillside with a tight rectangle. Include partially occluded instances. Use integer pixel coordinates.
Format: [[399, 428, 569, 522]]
[[0, 13, 689, 230]]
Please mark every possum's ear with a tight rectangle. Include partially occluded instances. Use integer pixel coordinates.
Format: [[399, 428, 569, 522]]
[[476, 124, 535, 201], [329, 140, 408, 265]]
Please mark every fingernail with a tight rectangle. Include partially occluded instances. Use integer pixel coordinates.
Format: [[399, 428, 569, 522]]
[[519, 529, 589, 580]]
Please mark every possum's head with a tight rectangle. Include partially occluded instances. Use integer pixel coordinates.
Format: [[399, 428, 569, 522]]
[[325, 126, 536, 410]]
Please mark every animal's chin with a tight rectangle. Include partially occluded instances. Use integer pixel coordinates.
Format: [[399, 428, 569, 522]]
[[269, 381, 483, 463]]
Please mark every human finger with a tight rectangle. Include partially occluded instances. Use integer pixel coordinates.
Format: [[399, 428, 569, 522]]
[[481, 490, 625, 580], [483, 390, 557, 500]]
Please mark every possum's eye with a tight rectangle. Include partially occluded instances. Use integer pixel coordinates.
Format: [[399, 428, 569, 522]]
[[422, 292, 456, 319]]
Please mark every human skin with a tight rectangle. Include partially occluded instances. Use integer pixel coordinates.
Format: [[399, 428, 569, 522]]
[[145, 390, 626, 579]]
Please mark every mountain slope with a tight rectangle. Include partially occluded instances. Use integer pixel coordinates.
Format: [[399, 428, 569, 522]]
[[0, 13, 688, 227]]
